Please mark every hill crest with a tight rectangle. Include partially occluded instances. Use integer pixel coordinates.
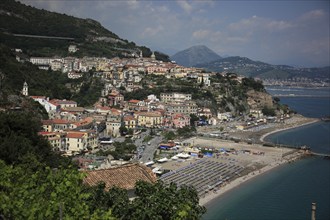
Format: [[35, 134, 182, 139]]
[[170, 45, 221, 67]]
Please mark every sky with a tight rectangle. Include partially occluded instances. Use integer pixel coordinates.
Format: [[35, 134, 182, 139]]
[[19, 0, 330, 68]]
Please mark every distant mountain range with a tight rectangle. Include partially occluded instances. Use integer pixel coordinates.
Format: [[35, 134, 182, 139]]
[[171, 45, 329, 80], [170, 45, 221, 67], [196, 56, 329, 80]]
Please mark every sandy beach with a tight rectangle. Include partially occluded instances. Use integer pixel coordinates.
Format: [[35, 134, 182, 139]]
[[195, 115, 319, 206], [198, 151, 304, 206], [155, 115, 319, 207]]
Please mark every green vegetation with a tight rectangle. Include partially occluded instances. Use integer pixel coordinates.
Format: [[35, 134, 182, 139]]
[[0, 161, 116, 219], [177, 126, 196, 138], [143, 135, 153, 143], [0, 45, 103, 107], [262, 106, 276, 116], [0, 111, 70, 167]]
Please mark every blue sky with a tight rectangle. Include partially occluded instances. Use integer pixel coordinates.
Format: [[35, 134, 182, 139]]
[[20, 0, 329, 67]]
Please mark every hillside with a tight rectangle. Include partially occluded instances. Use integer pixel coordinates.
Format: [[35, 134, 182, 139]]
[[170, 45, 221, 67], [0, 0, 169, 61], [196, 56, 330, 81], [0, 45, 103, 107]]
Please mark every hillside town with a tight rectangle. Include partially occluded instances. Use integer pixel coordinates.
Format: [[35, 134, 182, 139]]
[[16, 45, 277, 158], [15, 44, 297, 174]]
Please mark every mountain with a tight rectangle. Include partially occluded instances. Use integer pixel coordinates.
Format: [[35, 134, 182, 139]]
[[196, 56, 330, 81], [0, 0, 169, 61], [170, 45, 221, 67]]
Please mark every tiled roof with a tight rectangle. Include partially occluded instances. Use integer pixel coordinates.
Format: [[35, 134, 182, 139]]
[[128, 99, 140, 104], [67, 132, 85, 138], [52, 119, 70, 124], [42, 119, 53, 125], [83, 163, 157, 190], [138, 111, 162, 117], [124, 115, 135, 121], [30, 96, 46, 99]]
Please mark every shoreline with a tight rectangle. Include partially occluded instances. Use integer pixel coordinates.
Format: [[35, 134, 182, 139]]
[[260, 117, 320, 142], [199, 151, 304, 207], [199, 116, 318, 207]]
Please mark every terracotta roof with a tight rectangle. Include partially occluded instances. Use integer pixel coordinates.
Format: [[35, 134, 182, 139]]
[[30, 96, 46, 99], [49, 99, 77, 105], [42, 120, 53, 125], [66, 132, 85, 138], [52, 119, 70, 124], [61, 107, 85, 112], [138, 111, 162, 117], [124, 115, 135, 121], [72, 117, 93, 127], [38, 131, 55, 135], [128, 99, 140, 104], [83, 163, 157, 190]]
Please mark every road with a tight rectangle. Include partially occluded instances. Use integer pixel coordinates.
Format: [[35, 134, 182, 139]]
[[139, 135, 163, 163], [97, 128, 164, 163]]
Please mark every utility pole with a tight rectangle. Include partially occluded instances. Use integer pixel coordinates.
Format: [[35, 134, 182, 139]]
[[311, 202, 316, 220]]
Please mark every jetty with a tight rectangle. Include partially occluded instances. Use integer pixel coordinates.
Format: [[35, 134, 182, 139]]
[[310, 152, 330, 158]]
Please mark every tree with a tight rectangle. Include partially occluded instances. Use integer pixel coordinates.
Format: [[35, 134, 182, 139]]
[[177, 126, 196, 138], [0, 111, 69, 167], [164, 131, 176, 141], [123, 181, 206, 220], [119, 124, 128, 136], [262, 106, 276, 116], [189, 114, 199, 126], [0, 160, 116, 219]]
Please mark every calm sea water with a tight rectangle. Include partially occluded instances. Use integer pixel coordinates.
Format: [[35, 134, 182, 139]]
[[203, 86, 330, 220]]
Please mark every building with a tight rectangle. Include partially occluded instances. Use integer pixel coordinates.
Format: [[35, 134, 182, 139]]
[[160, 93, 192, 103], [136, 111, 163, 128], [22, 81, 28, 96], [123, 115, 136, 129], [41, 119, 72, 132], [108, 90, 124, 107], [38, 131, 65, 152], [165, 101, 198, 115], [65, 130, 97, 155], [106, 115, 121, 137], [83, 163, 157, 193], [50, 60, 63, 71], [68, 45, 78, 53], [172, 113, 191, 128], [197, 73, 211, 87]]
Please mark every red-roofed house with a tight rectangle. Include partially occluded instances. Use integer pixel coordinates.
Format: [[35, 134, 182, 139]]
[[38, 131, 64, 151], [172, 113, 190, 128], [123, 115, 136, 129], [65, 130, 97, 155], [83, 163, 157, 193]]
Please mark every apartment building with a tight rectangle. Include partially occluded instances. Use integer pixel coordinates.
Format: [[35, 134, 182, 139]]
[[160, 93, 192, 103]]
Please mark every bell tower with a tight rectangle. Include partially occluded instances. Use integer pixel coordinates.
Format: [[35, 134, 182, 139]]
[[22, 81, 28, 96]]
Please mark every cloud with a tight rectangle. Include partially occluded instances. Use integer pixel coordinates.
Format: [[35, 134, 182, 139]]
[[192, 30, 210, 40], [177, 1, 193, 13], [299, 9, 325, 21], [142, 25, 165, 37], [229, 15, 293, 32]]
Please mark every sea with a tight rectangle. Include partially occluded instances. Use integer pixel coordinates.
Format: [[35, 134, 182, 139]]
[[203, 86, 330, 220]]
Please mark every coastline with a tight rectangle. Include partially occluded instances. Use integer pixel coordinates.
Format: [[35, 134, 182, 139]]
[[199, 151, 304, 206], [199, 115, 319, 207], [260, 117, 320, 142]]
